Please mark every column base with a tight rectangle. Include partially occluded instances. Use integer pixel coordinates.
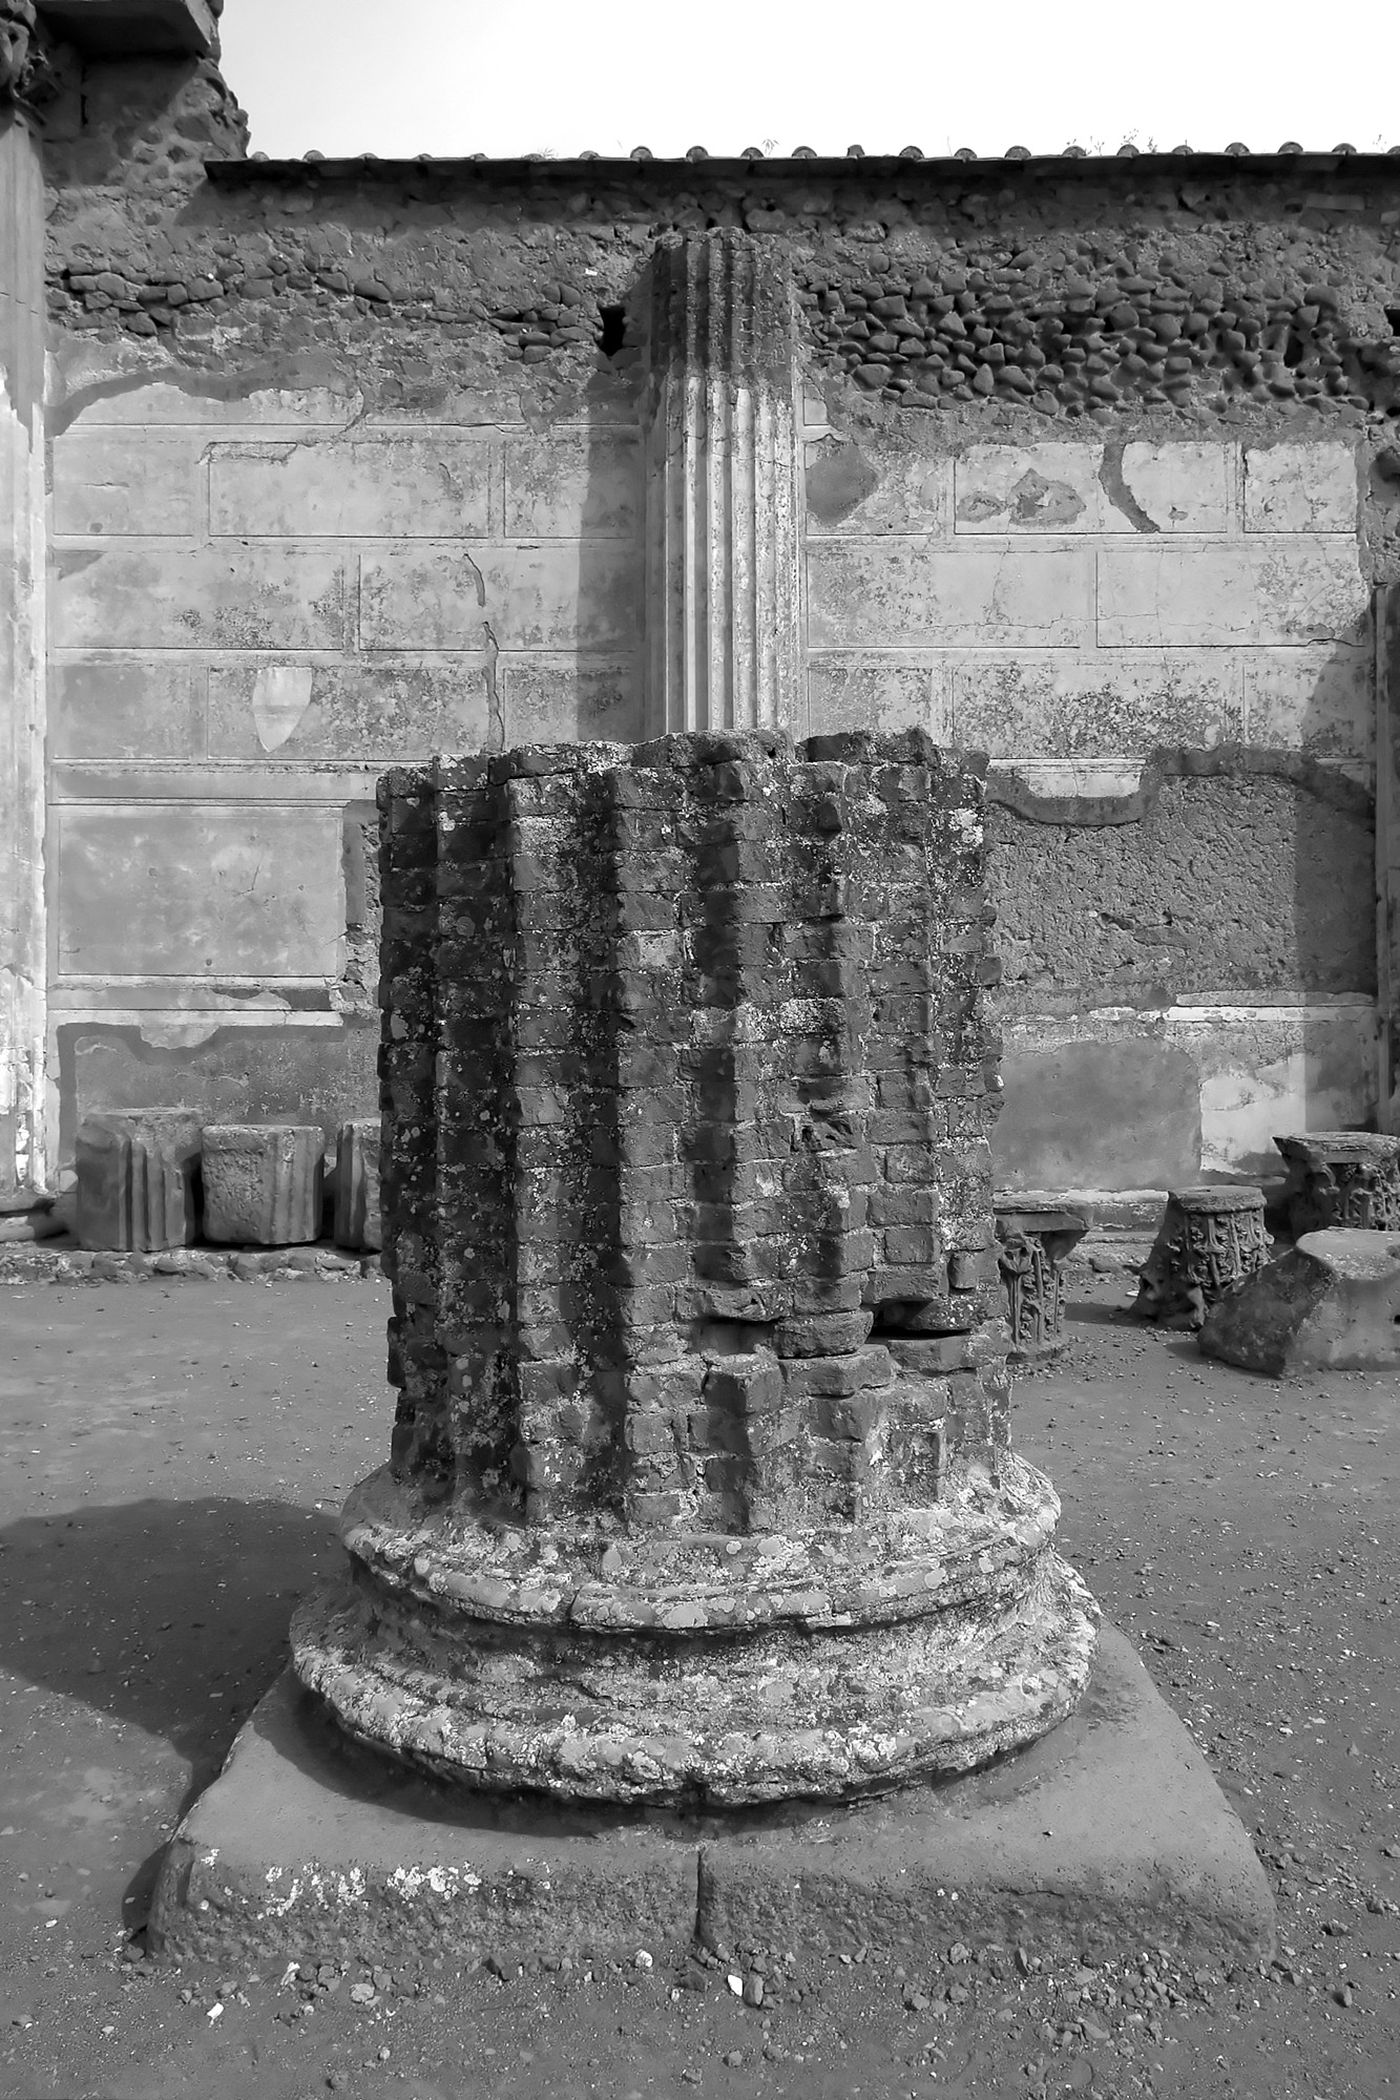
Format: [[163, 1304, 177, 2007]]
[[149, 1627, 1274, 1972], [290, 1459, 1099, 1807]]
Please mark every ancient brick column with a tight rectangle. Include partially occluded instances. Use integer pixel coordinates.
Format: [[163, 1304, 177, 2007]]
[[293, 731, 1097, 1805], [641, 232, 801, 736]]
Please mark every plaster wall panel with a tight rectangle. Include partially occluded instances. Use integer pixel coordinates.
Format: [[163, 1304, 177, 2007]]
[[804, 434, 951, 534], [60, 381, 357, 426], [807, 655, 947, 737], [49, 659, 207, 760], [953, 442, 1230, 535], [993, 1003, 1377, 1189], [807, 541, 1094, 648], [952, 651, 1242, 760], [1095, 539, 1368, 648], [1165, 1004, 1378, 1179], [500, 656, 642, 743], [206, 661, 492, 761], [55, 804, 345, 980], [208, 435, 496, 539], [51, 543, 350, 650], [1243, 646, 1375, 765], [52, 428, 204, 536], [358, 543, 643, 652], [1243, 443, 1359, 533], [502, 430, 641, 539]]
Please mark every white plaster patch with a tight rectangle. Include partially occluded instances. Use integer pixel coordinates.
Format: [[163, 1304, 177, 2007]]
[[251, 666, 314, 753]]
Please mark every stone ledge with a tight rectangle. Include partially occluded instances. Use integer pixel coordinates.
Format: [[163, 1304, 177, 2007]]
[[0, 1237, 381, 1285], [148, 1628, 1273, 1975], [38, 0, 219, 57]]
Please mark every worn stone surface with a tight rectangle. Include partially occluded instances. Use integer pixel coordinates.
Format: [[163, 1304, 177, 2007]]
[[1133, 1187, 1271, 1331], [994, 1205, 1088, 1361], [333, 1117, 380, 1252], [73, 1105, 200, 1249], [1198, 1227, 1400, 1375], [201, 1122, 324, 1245], [150, 1627, 1273, 1971], [1274, 1129, 1400, 1236], [291, 731, 1098, 1805]]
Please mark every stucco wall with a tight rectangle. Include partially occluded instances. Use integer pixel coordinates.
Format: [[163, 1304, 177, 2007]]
[[37, 113, 1399, 1189]]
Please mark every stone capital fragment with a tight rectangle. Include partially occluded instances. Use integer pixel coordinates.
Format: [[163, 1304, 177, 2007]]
[[1199, 1227, 1400, 1374], [74, 1108, 202, 1251], [202, 1124, 324, 1246]]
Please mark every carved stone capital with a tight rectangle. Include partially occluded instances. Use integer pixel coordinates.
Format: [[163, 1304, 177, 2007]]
[[0, 1, 54, 107]]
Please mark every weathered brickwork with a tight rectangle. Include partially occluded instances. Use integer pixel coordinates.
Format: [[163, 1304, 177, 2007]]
[[379, 729, 1006, 1529], [292, 729, 1099, 1806]]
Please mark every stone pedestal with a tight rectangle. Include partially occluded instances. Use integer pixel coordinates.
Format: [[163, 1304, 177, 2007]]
[[202, 1124, 324, 1246], [994, 1204, 1088, 1362], [1200, 1228, 1400, 1376], [1133, 1186, 1270, 1330], [1274, 1131, 1400, 1237], [292, 732, 1097, 1808], [74, 1108, 201, 1250], [641, 232, 801, 735], [333, 1118, 381, 1252]]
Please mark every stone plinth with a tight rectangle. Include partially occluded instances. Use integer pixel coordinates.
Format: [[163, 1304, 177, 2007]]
[[1133, 1186, 1270, 1331], [1199, 1228, 1400, 1375], [74, 1108, 201, 1250], [994, 1204, 1088, 1362], [292, 731, 1097, 1807], [334, 1118, 381, 1252], [202, 1124, 324, 1246], [1274, 1131, 1400, 1237]]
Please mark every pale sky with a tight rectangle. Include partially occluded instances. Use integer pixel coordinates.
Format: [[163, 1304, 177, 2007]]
[[220, 0, 1397, 164]]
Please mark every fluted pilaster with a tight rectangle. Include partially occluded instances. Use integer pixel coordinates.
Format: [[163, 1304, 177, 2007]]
[[642, 232, 801, 735]]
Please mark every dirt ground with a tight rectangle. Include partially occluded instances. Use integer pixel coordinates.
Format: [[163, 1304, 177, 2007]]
[[0, 1265, 1395, 2100]]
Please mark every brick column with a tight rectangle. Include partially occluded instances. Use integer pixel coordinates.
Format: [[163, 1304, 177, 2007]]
[[1379, 585, 1400, 1131], [641, 232, 801, 736], [0, 79, 47, 1200], [293, 730, 1097, 1807]]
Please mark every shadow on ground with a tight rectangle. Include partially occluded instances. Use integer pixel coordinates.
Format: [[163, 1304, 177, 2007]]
[[0, 1495, 340, 1792]]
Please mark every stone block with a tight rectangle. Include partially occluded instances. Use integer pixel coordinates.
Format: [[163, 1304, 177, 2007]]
[[55, 805, 345, 978], [808, 543, 1094, 648], [202, 1124, 325, 1246], [358, 545, 643, 652], [501, 657, 642, 744], [52, 544, 350, 651], [952, 650, 1241, 760], [209, 437, 495, 540], [50, 660, 207, 761], [1243, 647, 1373, 764], [1198, 1228, 1400, 1374], [335, 1120, 382, 1252], [207, 662, 491, 761], [503, 430, 641, 539], [954, 442, 1229, 535], [53, 429, 203, 536], [1243, 443, 1358, 533], [74, 1109, 201, 1251], [1096, 541, 1367, 648], [805, 434, 950, 534], [808, 655, 946, 737]]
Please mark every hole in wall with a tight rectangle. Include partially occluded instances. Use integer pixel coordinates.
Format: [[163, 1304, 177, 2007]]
[[1386, 307, 1400, 336], [598, 305, 627, 357]]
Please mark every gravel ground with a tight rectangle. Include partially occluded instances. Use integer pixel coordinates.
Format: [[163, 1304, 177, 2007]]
[[0, 1268, 1395, 2100]]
